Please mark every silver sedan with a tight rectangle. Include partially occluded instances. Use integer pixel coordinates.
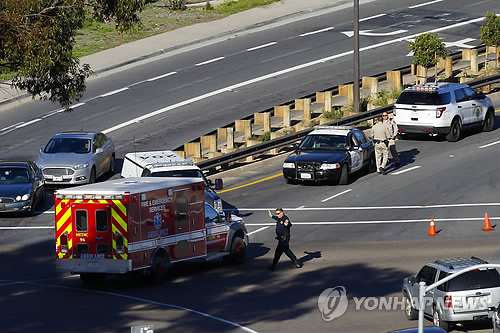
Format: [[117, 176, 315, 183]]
[[36, 131, 115, 185]]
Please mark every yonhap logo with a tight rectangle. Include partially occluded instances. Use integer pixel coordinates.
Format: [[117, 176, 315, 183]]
[[318, 286, 348, 321]]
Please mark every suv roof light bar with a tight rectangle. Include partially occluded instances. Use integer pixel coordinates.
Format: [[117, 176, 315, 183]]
[[149, 161, 194, 168]]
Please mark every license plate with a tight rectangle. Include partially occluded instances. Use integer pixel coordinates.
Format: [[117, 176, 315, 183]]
[[300, 173, 312, 179], [473, 315, 488, 321], [0, 203, 5, 211], [52, 176, 63, 182]]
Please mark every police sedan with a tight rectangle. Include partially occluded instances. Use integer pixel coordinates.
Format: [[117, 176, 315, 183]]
[[282, 126, 376, 185]]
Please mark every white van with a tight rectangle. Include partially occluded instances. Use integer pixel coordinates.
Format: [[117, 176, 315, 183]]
[[121, 150, 224, 213]]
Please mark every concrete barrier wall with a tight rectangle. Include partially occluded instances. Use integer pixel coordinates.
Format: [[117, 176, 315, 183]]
[[178, 48, 496, 162]]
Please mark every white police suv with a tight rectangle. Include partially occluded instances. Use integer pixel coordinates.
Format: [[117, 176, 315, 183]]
[[394, 82, 495, 142]]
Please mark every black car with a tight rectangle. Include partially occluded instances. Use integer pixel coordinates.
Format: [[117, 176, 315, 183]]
[[0, 161, 45, 216], [282, 126, 376, 185]]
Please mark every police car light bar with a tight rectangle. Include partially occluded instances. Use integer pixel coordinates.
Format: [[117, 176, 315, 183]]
[[149, 161, 194, 168], [406, 84, 438, 92], [314, 125, 353, 130]]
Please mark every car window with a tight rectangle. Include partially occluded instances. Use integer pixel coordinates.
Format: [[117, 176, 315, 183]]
[[464, 87, 477, 100], [446, 269, 500, 292], [353, 131, 367, 144], [437, 271, 447, 291], [151, 170, 202, 178], [299, 134, 347, 151], [416, 266, 437, 284], [205, 203, 219, 224], [350, 134, 360, 147], [44, 138, 91, 154], [0, 167, 30, 184], [98, 133, 107, 147], [92, 136, 100, 152], [397, 92, 450, 105], [454, 88, 467, 103]]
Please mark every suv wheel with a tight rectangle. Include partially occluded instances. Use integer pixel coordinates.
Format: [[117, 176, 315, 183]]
[[403, 292, 417, 320], [482, 110, 495, 132], [445, 119, 461, 142], [433, 306, 450, 332]]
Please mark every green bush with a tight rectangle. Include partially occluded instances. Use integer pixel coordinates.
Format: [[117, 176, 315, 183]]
[[247, 131, 271, 141], [323, 106, 343, 119], [167, 0, 187, 10], [205, 1, 214, 10]]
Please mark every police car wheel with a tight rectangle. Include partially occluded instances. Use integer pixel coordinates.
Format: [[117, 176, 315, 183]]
[[445, 119, 461, 142], [338, 164, 349, 185], [483, 110, 495, 132]]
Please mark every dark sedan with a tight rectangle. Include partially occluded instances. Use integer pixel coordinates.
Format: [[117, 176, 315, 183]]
[[282, 126, 375, 185], [0, 161, 45, 216]]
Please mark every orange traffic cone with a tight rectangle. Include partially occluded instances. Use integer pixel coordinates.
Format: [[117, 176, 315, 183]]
[[482, 213, 494, 232], [428, 218, 438, 236]]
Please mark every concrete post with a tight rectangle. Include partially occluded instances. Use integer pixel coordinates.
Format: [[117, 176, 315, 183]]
[[294, 98, 304, 110], [263, 112, 271, 133], [226, 127, 234, 149], [184, 142, 201, 158], [470, 49, 478, 73], [324, 91, 332, 113], [303, 98, 311, 121], [444, 57, 453, 78], [235, 119, 252, 140], [274, 105, 290, 127], [386, 71, 402, 91], [173, 150, 186, 158], [201, 135, 217, 153], [217, 128, 227, 141], [362, 77, 378, 89]]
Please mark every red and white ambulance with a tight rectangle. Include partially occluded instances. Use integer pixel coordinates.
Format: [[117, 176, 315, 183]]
[[54, 177, 248, 282]]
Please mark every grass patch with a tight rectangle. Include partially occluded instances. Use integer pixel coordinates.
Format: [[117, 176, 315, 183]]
[[208, 0, 281, 15]]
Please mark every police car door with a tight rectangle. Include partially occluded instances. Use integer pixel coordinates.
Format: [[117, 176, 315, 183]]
[[348, 133, 363, 172]]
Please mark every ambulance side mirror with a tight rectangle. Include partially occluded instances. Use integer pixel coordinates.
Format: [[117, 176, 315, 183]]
[[214, 178, 223, 190]]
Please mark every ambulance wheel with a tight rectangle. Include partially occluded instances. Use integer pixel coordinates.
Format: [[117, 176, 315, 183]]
[[80, 273, 105, 284], [229, 236, 246, 265], [150, 252, 170, 283]]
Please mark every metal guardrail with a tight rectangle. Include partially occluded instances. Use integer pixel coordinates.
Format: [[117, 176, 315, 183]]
[[197, 70, 500, 172]]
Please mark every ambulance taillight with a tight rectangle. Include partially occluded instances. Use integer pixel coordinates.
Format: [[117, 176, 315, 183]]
[[60, 232, 68, 253], [116, 232, 125, 254]]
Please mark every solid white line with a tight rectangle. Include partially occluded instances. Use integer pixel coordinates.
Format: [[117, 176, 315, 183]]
[[300, 27, 334, 37], [16, 119, 42, 128], [479, 141, 500, 149], [147, 72, 177, 82], [360, 13, 386, 22], [236, 202, 500, 211], [321, 189, 352, 202], [103, 15, 486, 135], [246, 216, 497, 226], [391, 166, 421, 175], [409, 0, 443, 9], [195, 57, 225, 66], [247, 226, 270, 236], [99, 87, 129, 97], [246, 42, 277, 51]]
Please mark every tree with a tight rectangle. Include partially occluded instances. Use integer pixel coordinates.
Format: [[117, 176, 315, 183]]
[[408, 32, 449, 83], [480, 12, 500, 72], [0, 0, 151, 109]]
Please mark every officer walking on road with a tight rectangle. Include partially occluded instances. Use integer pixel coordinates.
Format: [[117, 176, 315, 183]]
[[382, 112, 400, 166], [371, 116, 391, 175], [268, 208, 301, 270]]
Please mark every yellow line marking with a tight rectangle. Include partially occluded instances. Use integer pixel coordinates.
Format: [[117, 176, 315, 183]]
[[219, 173, 283, 193]]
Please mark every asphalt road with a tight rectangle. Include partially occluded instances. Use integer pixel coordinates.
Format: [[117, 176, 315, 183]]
[[1, 0, 500, 332]]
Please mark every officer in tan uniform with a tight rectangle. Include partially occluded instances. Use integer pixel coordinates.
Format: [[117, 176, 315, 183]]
[[371, 116, 391, 175], [382, 112, 400, 166]]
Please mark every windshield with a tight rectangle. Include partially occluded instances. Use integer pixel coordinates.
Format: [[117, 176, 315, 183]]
[[44, 138, 91, 154], [0, 167, 30, 184], [151, 169, 208, 185], [299, 134, 347, 151]]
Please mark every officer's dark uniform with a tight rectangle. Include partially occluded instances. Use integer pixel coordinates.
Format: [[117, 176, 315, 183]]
[[270, 213, 301, 270]]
